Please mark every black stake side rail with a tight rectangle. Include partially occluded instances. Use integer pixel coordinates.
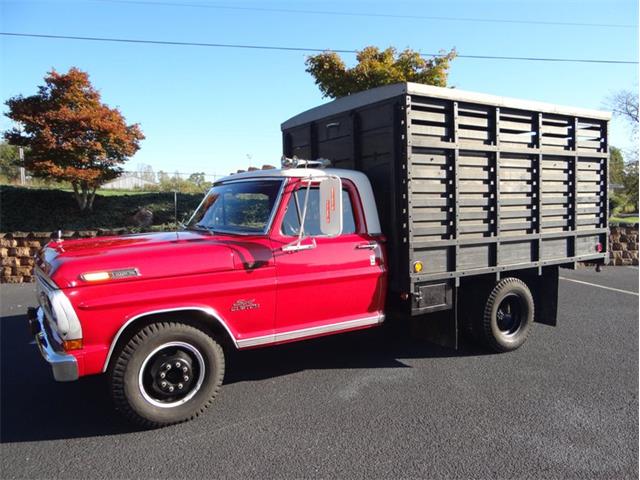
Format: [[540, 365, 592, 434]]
[[406, 94, 609, 286]]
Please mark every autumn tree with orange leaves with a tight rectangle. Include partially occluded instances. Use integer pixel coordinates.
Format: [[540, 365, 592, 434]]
[[4, 68, 144, 211], [305, 46, 457, 99]]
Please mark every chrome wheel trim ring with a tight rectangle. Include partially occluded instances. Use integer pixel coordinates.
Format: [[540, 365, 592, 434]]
[[138, 341, 206, 409]]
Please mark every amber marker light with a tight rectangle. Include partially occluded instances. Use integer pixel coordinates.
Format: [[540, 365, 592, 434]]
[[80, 271, 111, 282], [63, 339, 83, 351], [413, 261, 424, 273], [80, 268, 139, 282]]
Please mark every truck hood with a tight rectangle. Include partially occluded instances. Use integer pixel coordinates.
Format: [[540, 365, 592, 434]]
[[39, 231, 257, 288]]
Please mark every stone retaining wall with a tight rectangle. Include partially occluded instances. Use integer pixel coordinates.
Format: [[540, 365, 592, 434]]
[[2, 225, 639, 283], [1, 230, 126, 283], [609, 223, 639, 266]]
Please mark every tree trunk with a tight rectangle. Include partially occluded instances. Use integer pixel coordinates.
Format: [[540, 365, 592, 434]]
[[72, 181, 91, 211], [87, 186, 97, 211]]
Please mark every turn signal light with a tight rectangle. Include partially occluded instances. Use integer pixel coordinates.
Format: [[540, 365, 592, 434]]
[[413, 261, 424, 273], [63, 339, 83, 351], [80, 268, 139, 282], [81, 271, 110, 282]]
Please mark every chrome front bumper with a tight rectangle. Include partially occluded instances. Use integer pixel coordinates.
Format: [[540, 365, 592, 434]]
[[28, 307, 79, 382]]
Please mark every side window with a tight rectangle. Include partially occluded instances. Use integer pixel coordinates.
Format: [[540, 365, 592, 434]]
[[281, 188, 357, 236]]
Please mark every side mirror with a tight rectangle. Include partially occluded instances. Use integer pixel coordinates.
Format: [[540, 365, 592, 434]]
[[319, 176, 343, 237]]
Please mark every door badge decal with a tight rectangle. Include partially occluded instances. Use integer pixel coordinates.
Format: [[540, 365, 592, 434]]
[[231, 299, 260, 312]]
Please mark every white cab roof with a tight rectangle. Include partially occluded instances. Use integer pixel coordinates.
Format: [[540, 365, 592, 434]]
[[216, 168, 382, 234], [282, 82, 611, 130]]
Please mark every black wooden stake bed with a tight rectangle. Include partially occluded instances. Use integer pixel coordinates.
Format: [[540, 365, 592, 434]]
[[282, 83, 609, 338]]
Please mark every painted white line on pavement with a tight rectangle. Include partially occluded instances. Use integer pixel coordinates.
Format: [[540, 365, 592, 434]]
[[559, 277, 639, 296]]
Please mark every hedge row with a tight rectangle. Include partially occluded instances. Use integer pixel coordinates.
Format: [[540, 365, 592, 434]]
[[0, 186, 203, 232]]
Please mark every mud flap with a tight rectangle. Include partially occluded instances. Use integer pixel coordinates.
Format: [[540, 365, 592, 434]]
[[409, 287, 459, 350], [533, 266, 559, 326]]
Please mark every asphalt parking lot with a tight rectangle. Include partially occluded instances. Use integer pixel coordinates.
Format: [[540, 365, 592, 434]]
[[1, 267, 638, 479]]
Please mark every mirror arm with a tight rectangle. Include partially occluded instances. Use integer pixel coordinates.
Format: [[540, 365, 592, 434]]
[[296, 180, 312, 245], [282, 237, 316, 252]]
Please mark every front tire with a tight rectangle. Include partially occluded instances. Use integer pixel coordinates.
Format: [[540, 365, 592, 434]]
[[481, 278, 534, 352], [110, 322, 225, 427]]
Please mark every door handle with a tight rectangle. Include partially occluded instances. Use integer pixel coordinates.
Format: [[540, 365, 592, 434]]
[[356, 242, 378, 250]]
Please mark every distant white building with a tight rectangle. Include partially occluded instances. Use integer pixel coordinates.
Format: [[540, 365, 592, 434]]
[[102, 175, 156, 190]]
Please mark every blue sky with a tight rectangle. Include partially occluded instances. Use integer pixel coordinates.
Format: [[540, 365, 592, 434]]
[[1, 0, 638, 179]]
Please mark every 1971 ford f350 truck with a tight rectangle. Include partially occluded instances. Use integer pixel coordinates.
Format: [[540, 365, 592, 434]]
[[27, 83, 610, 426]]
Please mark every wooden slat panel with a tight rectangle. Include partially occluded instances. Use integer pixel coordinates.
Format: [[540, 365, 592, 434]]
[[500, 132, 535, 143], [500, 120, 533, 132], [541, 136, 571, 146], [412, 179, 448, 193], [411, 110, 447, 124], [459, 128, 491, 141], [459, 167, 489, 180], [459, 210, 490, 220], [541, 124, 571, 135], [501, 181, 533, 193], [459, 116, 489, 128]]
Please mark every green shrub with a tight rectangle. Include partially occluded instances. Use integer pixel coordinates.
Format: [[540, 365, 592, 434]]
[[0, 185, 203, 232]]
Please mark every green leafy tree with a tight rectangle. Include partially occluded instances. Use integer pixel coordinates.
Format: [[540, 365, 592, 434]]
[[305, 46, 457, 99], [609, 146, 625, 185], [187, 172, 206, 188], [623, 161, 639, 211], [0, 142, 21, 181], [4, 68, 144, 211]]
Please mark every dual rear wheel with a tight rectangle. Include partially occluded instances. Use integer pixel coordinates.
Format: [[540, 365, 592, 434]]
[[478, 277, 535, 352]]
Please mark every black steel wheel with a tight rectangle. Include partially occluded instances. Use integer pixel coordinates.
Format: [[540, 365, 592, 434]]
[[110, 322, 225, 427], [482, 278, 534, 352]]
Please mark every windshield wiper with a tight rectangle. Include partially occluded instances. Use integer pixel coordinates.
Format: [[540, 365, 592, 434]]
[[187, 223, 215, 234]]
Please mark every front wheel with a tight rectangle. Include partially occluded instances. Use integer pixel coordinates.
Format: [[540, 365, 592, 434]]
[[110, 322, 225, 427], [481, 278, 534, 352]]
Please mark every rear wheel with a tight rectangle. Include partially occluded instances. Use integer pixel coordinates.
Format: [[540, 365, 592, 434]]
[[481, 278, 534, 352], [110, 322, 225, 427]]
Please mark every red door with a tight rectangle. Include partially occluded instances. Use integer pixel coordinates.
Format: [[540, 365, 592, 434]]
[[269, 179, 386, 342]]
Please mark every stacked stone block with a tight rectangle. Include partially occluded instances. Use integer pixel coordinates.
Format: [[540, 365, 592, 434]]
[[0, 230, 126, 283], [609, 223, 639, 266]]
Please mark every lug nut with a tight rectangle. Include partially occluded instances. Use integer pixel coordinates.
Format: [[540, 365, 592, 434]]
[[161, 381, 167, 388], [168, 386, 174, 392], [178, 383, 183, 389], [160, 372, 166, 379], [182, 366, 188, 373], [165, 364, 171, 370], [176, 362, 181, 368], [183, 376, 189, 382]]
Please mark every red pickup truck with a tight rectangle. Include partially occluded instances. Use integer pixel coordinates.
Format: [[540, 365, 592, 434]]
[[29, 166, 389, 426], [28, 84, 609, 427]]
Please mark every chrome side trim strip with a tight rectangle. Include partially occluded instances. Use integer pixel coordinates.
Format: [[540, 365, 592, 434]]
[[237, 313, 385, 349], [101, 306, 238, 373]]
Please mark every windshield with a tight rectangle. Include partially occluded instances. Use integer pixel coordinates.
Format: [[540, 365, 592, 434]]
[[187, 179, 283, 235]]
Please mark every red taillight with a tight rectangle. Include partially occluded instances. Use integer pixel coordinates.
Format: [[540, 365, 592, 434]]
[[595, 243, 603, 253]]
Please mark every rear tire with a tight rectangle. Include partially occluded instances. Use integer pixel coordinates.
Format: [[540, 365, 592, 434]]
[[110, 322, 225, 427], [481, 278, 534, 352]]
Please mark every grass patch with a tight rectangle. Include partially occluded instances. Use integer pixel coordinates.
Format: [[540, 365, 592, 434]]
[[58, 188, 150, 196], [0, 185, 203, 232], [610, 216, 639, 224]]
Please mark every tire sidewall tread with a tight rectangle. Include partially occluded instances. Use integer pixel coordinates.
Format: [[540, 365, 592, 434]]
[[482, 277, 534, 353], [110, 322, 225, 428]]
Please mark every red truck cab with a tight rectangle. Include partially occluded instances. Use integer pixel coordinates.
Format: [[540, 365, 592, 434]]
[[28, 165, 387, 426]]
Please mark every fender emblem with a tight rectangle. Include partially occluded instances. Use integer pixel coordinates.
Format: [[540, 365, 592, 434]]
[[231, 299, 260, 312]]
